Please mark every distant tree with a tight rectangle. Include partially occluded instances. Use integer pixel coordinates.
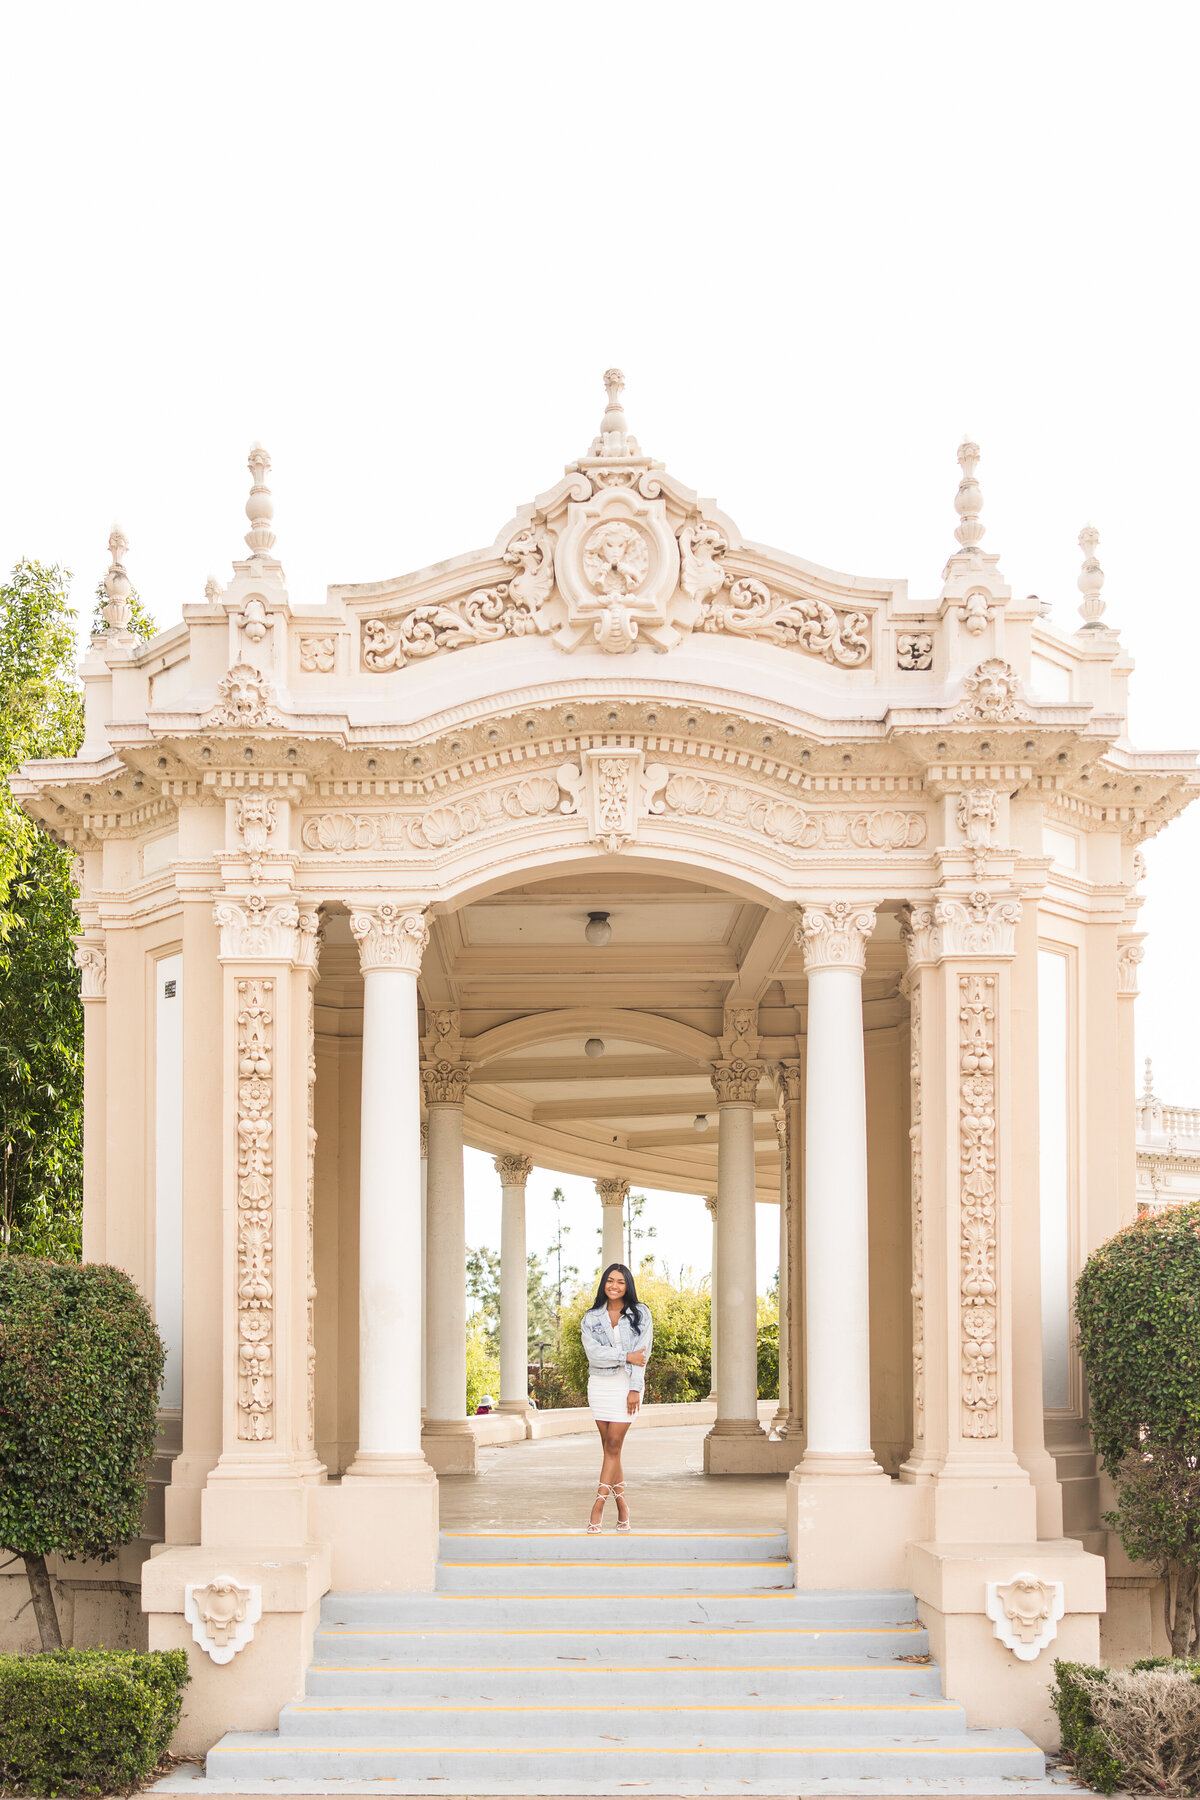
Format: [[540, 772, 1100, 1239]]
[[625, 1190, 656, 1267], [559, 1264, 711, 1403], [466, 1243, 562, 1357]]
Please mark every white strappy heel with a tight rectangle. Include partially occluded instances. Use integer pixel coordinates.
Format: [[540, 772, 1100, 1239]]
[[612, 1480, 631, 1532], [587, 1482, 613, 1533]]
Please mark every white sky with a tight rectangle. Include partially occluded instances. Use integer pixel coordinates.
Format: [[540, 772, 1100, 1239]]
[[3, 3, 1197, 1283]]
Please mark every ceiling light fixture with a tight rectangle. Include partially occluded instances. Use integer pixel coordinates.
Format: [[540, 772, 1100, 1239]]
[[693, 1114, 710, 1133], [584, 911, 612, 947], [584, 1038, 606, 1059]]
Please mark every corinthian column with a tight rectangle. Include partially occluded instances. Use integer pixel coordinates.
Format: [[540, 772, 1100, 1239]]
[[596, 1177, 628, 1271], [704, 1058, 765, 1465], [705, 1196, 718, 1400], [495, 1154, 534, 1416], [344, 902, 432, 1480], [423, 1054, 476, 1474], [795, 902, 885, 1480]]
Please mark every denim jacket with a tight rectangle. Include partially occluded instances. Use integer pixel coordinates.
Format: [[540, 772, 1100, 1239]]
[[581, 1303, 654, 1396]]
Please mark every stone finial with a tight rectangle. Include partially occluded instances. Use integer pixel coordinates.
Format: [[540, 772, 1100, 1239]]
[[1077, 524, 1106, 629], [1143, 1056, 1155, 1104], [101, 524, 133, 632], [953, 439, 985, 554], [588, 367, 641, 460], [244, 442, 277, 555]]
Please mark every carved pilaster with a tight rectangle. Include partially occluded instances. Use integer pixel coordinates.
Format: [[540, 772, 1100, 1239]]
[[74, 940, 107, 1000], [350, 903, 429, 974], [959, 972, 999, 1440], [795, 900, 877, 973], [494, 1153, 533, 1188], [710, 1059, 764, 1105], [908, 978, 926, 1446], [301, 911, 322, 1449], [235, 976, 275, 1441]]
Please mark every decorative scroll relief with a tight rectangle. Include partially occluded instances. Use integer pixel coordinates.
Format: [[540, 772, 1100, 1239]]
[[935, 889, 1021, 959], [205, 663, 280, 729], [985, 1575, 1065, 1662], [1117, 942, 1144, 995], [795, 900, 877, 973], [362, 525, 555, 670], [960, 973, 999, 1440], [558, 750, 668, 853], [660, 773, 926, 851], [349, 904, 428, 974], [74, 942, 107, 999], [697, 577, 871, 668], [214, 896, 300, 962], [494, 1153, 533, 1187], [953, 659, 1027, 722], [185, 1579, 262, 1665], [236, 979, 275, 1442], [710, 1059, 765, 1105]]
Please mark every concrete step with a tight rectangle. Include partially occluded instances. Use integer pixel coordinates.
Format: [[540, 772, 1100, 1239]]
[[320, 1586, 918, 1628], [279, 1697, 968, 1739], [435, 1556, 794, 1594], [304, 1659, 947, 1701], [438, 1529, 789, 1562], [206, 1729, 1046, 1783], [314, 1622, 932, 1663]]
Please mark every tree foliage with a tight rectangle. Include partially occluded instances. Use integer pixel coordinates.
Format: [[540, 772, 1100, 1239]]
[[466, 1243, 561, 1356], [558, 1264, 712, 1404], [1075, 1203, 1200, 1655], [0, 1258, 165, 1648]]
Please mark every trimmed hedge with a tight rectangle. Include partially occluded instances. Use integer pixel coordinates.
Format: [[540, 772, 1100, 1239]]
[[1052, 1657, 1200, 1796], [0, 1647, 189, 1795]]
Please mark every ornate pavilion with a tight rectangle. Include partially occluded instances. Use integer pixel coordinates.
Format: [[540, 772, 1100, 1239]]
[[12, 373, 1198, 1748]]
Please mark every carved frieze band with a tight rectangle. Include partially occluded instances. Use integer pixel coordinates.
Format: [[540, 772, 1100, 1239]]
[[959, 972, 999, 1440], [494, 1153, 533, 1188], [236, 977, 275, 1442], [349, 904, 428, 974], [795, 901, 877, 973]]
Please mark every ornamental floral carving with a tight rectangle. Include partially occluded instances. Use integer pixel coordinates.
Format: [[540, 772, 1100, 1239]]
[[908, 977, 926, 1443], [795, 901, 877, 973], [350, 903, 428, 974], [897, 630, 933, 671], [361, 527, 555, 670], [205, 662, 280, 729], [596, 1177, 630, 1209], [953, 658, 1026, 722], [494, 1153, 533, 1187], [697, 577, 871, 667], [301, 813, 380, 852], [959, 973, 999, 1439], [185, 1577, 263, 1665], [214, 895, 300, 961], [710, 1059, 764, 1105], [985, 1574, 1065, 1662], [1117, 942, 1145, 994], [934, 889, 1021, 958], [557, 751, 668, 853], [956, 788, 999, 849], [74, 941, 107, 999], [236, 978, 275, 1441], [422, 1061, 469, 1106], [659, 774, 925, 851], [298, 634, 337, 672]]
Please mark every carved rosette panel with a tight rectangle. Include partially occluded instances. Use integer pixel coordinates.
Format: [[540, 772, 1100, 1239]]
[[349, 904, 428, 974], [698, 576, 871, 667], [908, 979, 926, 1443], [494, 1153, 533, 1188], [710, 1059, 764, 1105], [236, 977, 275, 1441], [660, 773, 926, 851], [795, 901, 877, 974], [298, 634, 338, 672], [959, 973, 999, 1440]]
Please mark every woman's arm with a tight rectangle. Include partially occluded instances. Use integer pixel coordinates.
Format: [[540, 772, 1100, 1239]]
[[626, 1306, 654, 1395], [580, 1310, 628, 1372]]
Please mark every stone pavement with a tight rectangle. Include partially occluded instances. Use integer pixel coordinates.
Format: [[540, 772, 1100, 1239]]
[[436, 1421, 787, 1532]]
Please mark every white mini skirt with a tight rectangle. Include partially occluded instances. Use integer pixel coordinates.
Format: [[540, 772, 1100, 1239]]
[[588, 1368, 634, 1423]]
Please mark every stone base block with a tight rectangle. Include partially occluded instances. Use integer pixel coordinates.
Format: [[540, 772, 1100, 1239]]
[[704, 1429, 802, 1474], [1102, 1575, 1171, 1665], [200, 1479, 312, 1548], [908, 1538, 1106, 1749], [310, 1470, 438, 1591], [143, 1544, 330, 1756], [421, 1423, 478, 1474], [788, 1473, 931, 1587]]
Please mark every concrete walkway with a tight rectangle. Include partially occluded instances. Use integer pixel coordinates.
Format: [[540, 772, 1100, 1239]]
[[437, 1422, 788, 1532]]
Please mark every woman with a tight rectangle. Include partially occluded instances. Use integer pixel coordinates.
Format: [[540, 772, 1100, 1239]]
[[580, 1263, 653, 1532]]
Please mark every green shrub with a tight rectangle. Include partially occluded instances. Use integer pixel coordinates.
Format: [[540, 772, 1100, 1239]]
[[558, 1269, 712, 1403], [1053, 1656, 1200, 1795], [0, 1258, 165, 1648], [465, 1314, 500, 1414], [0, 1647, 189, 1796], [1075, 1203, 1200, 1655]]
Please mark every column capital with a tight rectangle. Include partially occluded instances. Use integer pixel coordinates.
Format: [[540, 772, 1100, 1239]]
[[350, 902, 429, 974], [422, 1060, 470, 1108], [774, 1108, 788, 1153], [74, 939, 107, 1000], [494, 1153, 533, 1188], [213, 892, 300, 962], [1117, 940, 1145, 995], [775, 1058, 802, 1104], [794, 900, 877, 974], [899, 902, 938, 970], [595, 1176, 629, 1209], [933, 887, 1021, 960], [710, 1058, 764, 1105], [704, 1194, 718, 1217]]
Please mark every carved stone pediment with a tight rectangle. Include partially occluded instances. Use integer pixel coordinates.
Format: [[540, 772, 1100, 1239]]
[[541, 483, 684, 654]]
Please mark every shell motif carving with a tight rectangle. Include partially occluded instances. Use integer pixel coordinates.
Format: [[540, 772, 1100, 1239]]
[[660, 773, 925, 850]]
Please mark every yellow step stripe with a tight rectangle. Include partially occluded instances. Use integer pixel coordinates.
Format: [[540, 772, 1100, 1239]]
[[294, 1702, 956, 1714], [318, 1624, 921, 1638], [211, 1744, 1038, 1757], [440, 1560, 788, 1569], [313, 1662, 920, 1674]]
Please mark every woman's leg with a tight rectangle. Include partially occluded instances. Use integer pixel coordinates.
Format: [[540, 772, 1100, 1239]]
[[589, 1421, 611, 1528], [604, 1422, 632, 1523]]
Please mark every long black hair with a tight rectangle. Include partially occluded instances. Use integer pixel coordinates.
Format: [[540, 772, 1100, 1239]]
[[588, 1263, 643, 1328]]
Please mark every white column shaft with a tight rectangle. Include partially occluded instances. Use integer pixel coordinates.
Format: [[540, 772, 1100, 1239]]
[[499, 1181, 528, 1408], [804, 966, 872, 1457], [601, 1203, 624, 1271], [358, 968, 423, 1457], [425, 1105, 467, 1423], [707, 1202, 719, 1400], [777, 1173, 790, 1418], [716, 1105, 759, 1424]]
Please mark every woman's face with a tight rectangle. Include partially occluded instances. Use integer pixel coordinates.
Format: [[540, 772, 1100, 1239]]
[[605, 1268, 627, 1301]]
